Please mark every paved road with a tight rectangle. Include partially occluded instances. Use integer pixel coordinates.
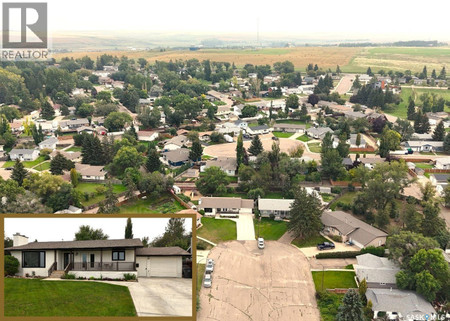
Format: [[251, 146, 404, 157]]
[[198, 241, 320, 321], [333, 74, 355, 95]]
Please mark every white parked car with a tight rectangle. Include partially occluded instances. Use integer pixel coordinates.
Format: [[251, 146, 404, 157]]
[[257, 237, 265, 249], [203, 274, 212, 288], [206, 261, 214, 273]]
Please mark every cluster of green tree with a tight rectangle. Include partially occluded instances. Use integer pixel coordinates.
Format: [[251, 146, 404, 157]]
[[320, 132, 348, 180], [349, 84, 400, 110], [0, 115, 16, 148], [305, 63, 327, 77], [313, 74, 334, 95]]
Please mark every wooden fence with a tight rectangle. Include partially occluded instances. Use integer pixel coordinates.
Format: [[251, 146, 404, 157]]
[[349, 146, 376, 153], [424, 168, 450, 173]]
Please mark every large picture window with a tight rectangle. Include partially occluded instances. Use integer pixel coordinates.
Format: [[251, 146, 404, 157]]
[[112, 250, 125, 261], [23, 251, 45, 268]]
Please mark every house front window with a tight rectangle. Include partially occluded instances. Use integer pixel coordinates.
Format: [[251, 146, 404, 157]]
[[112, 250, 125, 261], [23, 251, 45, 268]]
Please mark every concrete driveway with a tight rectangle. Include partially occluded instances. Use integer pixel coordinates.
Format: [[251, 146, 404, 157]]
[[236, 214, 256, 240], [298, 241, 359, 258], [198, 241, 320, 321]]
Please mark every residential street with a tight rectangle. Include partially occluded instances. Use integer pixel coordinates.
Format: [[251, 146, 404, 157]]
[[198, 241, 320, 321]]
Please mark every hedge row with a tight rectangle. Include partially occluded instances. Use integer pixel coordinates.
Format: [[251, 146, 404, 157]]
[[316, 246, 386, 259]]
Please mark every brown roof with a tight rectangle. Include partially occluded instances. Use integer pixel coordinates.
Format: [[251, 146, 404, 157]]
[[197, 197, 254, 210], [50, 150, 81, 161], [6, 238, 143, 251], [136, 246, 191, 256], [75, 163, 106, 177]]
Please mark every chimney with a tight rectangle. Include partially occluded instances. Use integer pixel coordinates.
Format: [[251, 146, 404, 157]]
[[13, 233, 29, 247]]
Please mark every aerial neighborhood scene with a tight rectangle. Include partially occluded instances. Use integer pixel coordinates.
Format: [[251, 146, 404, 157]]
[[0, 0, 449, 320]]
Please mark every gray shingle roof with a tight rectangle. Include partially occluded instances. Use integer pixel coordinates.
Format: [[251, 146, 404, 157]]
[[198, 197, 254, 210], [163, 148, 190, 163], [9, 148, 37, 156], [6, 238, 143, 250], [136, 246, 191, 256], [354, 253, 399, 285], [204, 157, 237, 172]]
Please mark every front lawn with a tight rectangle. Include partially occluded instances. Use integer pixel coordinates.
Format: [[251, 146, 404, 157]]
[[22, 156, 47, 168], [276, 119, 311, 128], [66, 146, 82, 152], [118, 195, 184, 214], [75, 183, 127, 207], [415, 163, 434, 169], [34, 161, 50, 171], [296, 134, 310, 142], [197, 264, 205, 311], [197, 217, 236, 244], [308, 142, 321, 153], [272, 131, 294, 138], [254, 218, 288, 240], [311, 271, 357, 291], [5, 278, 136, 316], [330, 192, 358, 211], [292, 233, 329, 248]]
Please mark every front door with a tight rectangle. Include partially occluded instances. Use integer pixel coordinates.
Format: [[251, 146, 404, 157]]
[[90, 254, 95, 268], [64, 253, 70, 268], [82, 254, 87, 269]]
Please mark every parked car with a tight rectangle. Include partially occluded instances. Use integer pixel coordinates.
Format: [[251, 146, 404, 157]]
[[203, 273, 212, 288], [257, 237, 265, 249], [271, 136, 279, 141], [205, 261, 214, 273], [207, 258, 215, 266], [317, 242, 335, 250]]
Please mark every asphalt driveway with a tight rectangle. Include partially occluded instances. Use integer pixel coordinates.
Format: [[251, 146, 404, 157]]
[[198, 240, 320, 321]]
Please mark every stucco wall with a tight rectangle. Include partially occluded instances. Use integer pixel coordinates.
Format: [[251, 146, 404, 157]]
[[11, 250, 56, 277]]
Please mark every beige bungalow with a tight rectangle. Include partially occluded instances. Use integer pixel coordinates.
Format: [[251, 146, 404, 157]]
[[197, 197, 254, 217]]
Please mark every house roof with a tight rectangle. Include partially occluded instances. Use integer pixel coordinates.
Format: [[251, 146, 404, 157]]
[[431, 173, 450, 182], [50, 150, 81, 161], [138, 130, 157, 137], [6, 238, 143, 251], [248, 125, 269, 131], [436, 157, 450, 166], [321, 211, 387, 246], [349, 134, 366, 146], [75, 163, 106, 177], [9, 148, 38, 155], [342, 158, 353, 166], [61, 118, 89, 126], [76, 126, 95, 132], [204, 157, 237, 172], [136, 246, 191, 256], [258, 198, 294, 211], [273, 123, 306, 130], [307, 127, 333, 136], [162, 148, 190, 163], [39, 136, 58, 146], [406, 141, 444, 147], [354, 253, 399, 284], [366, 289, 435, 318], [198, 197, 254, 210], [359, 157, 386, 164], [164, 135, 188, 147]]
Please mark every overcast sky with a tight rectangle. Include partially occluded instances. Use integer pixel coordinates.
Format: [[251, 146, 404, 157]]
[[4, 217, 192, 242], [14, 0, 446, 41]]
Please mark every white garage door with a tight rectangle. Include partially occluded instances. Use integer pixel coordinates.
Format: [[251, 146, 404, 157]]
[[136, 256, 181, 278], [149, 257, 181, 278]]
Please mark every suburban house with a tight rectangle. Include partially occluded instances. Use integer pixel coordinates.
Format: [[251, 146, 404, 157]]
[[162, 148, 190, 167], [50, 150, 82, 162], [59, 119, 90, 131], [321, 211, 388, 249], [344, 111, 366, 120], [435, 157, 450, 169], [365, 288, 436, 321], [6, 233, 190, 279], [137, 130, 159, 142], [76, 126, 96, 134], [411, 133, 433, 141], [359, 157, 386, 169], [38, 136, 59, 150], [54, 205, 83, 214], [405, 141, 444, 152], [197, 197, 254, 217], [201, 157, 237, 176], [246, 125, 271, 136], [273, 123, 306, 133], [75, 163, 107, 181], [430, 173, 450, 196], [306, 127, 333, 140], [164, 136, 189, 151], [258, 198, 294, 219], [354, 253, 400, 289], [9, 148, 40, 161], [333, 134, 367, 149]]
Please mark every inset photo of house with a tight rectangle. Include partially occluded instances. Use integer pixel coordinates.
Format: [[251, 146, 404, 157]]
[[4, 217, 194, 318]]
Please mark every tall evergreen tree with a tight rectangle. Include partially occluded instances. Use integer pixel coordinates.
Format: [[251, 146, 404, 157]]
[[146, 148, 162, 172], [50, 152, 74, 175], [11, 160, 28, 186], [366, 67, 372, 76], [100, 182, 119, 213], [438, 66, 446, 80], [432, 121, 445, 141], [236, 131, 244, 167], [248, 135, 263, 156], [189, 139, 203, 162], [407, 98, 416, 120], [431, 69, 437, 79], [125, 218, 133, 239], [31, 124, 44, 145], [70, 168, 79, 187], [444, 133, 450, 154], [336, 289, 365, 321], [81, 134, 104, 165], [41, 100, 55, 120], [288, 187, 323, 239]]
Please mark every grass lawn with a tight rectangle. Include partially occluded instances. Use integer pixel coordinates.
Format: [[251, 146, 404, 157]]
[[2, 160, 14, 168], [415, 163, 434, 169], [320, 193, 335, 203], [311, 271, 357, 291], [308, 142, 321, 153], [118, 195, 184, 214], [330, 192, 358, 210], [2, 156, 47, 168], [276, 119, 311, 129], [197, 217, 236, 244], [254, 218, 288, 240], [5, 278, 136, 316], [66, 146, 82, 152], [76, 183, 127, 207], [296, 134, 310, 142], [272, 131, 294, 138], [197, 264, 205, 311], [292, 233, 329, 248], [34, 161, 50, 171], [226, 176, 238, 183]]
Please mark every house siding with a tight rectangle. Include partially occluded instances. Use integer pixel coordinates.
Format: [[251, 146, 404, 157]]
[[10, 250, 56, 277]]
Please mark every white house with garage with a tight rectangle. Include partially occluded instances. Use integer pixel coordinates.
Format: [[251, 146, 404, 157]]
[[9, 148, 40, 161], [197, 197, 254, 217], [137, 130, 159, 142], [38, 136, 58, 150], [6, 233, 191, 279]]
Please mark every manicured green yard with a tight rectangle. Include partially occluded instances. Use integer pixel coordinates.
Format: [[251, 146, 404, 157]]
[[272, 131, 294, 138], [118, 195, 184, 214], [296, 134, 310, 142], [308, 142, 321, 153], [414, 163, 434, 169], [226, 176, 238, 183], [276, 119, 311, 128], [312, 271, 357, 291], [197, 217, 236, 244], [292, 233, 329, 248], [197, 264, 205, 311], [75, 183, 127, 207], [320, 193, 335, 203], [5, 278, 136, 316], [34, 161, 51, 171], [66, 146, 82, 152], [330, 192, 358, 211], [3, 156, 47, 168], [254, 218, 288, 240], [2, 160, 14, 168]]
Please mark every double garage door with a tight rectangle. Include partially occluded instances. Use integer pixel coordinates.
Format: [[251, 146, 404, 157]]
[[136, 256, 182, 278]]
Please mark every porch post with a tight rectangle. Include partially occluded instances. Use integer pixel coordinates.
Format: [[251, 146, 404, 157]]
[[100, 249, 103, 271], [54, 250, 56, 269], [134, 248, 136, 271]]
